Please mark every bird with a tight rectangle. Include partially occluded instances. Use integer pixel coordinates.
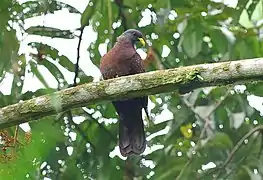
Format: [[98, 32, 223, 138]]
[[100, 29, 148, 157]]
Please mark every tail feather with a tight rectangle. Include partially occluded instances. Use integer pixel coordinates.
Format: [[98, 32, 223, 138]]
[[119, 110, 146, 157]]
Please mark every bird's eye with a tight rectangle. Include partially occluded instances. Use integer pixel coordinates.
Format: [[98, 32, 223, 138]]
[[133, 32, 136, 36]]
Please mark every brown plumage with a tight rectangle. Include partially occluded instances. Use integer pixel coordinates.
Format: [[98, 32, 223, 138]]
[[100, 29, 148, 156]]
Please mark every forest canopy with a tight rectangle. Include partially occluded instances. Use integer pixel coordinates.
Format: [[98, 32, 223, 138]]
[[1, 0, 263, 179]]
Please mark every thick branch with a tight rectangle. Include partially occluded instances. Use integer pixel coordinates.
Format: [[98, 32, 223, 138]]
[[0, 58, 263, 129]]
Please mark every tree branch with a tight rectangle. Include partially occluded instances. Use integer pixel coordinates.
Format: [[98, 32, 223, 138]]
[[222, 132, 261, 179], [0, 58, 263, 129]]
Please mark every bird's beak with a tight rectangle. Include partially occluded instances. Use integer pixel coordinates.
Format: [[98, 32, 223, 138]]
[[138, 38, 146, 47]]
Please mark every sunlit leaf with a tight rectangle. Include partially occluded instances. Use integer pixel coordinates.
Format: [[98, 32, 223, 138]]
[[180, 123, 193, 139], [246, 0, 260, 19]]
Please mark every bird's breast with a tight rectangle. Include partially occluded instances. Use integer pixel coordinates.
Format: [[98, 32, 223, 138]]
[[100, 48, 137, 79]]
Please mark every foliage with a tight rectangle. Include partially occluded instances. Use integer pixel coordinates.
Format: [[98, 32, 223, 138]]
[[1, 0, 263, 179]]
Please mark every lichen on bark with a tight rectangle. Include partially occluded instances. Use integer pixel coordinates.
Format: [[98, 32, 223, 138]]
[[0, 58, 263, 129]]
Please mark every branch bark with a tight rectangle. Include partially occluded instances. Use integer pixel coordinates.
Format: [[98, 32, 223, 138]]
[[1, 58, 263, 129]]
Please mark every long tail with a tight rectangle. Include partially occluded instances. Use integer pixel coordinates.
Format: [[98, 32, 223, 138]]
[[118, 109, 146, 157]]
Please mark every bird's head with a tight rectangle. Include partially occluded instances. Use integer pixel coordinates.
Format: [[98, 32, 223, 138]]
[[118, 29, 146, 47]]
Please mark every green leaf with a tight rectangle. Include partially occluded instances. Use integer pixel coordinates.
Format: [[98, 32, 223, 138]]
[[247, 82, 263, 96], [59, 159, 84, 180], [0, 118, 64, 179], [210, 29, 229, 54], [81, 0, 99, 27], [233, 0, 250, 24], [154, 157, 188, 180], [85, 119, 116, 154], [28, 43, 75, 72], [20, 88, 56, 100], [26, 26, 74, 39], [0, 30, 19, 76], [21, 0, 80, 19], [0, 93, 14, 108], [10, 55, 26, 98], [182, 21, 203, 58], [206, 132, 233, 149], [170, 0, 193, 8], [30, 61, 62, 110], [257, 156, 263, 175], [78, 74, 94, 85], [251, 0, 263, 21], [27, 118, 64, 158], [40, 59, 66, 84], [234, 40, 253, 59], [239, 10, 254, 28], [246, 0, 260, 19], [102, 104, 118, 118], [29, 61, 49, 88]]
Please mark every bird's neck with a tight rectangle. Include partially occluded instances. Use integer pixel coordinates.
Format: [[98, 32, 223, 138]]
[[115, 38, 135, 49]]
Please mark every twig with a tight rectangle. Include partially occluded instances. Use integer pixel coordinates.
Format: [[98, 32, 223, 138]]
[[222, 132, 260, 179], [181, 97, 213, 134], [183, 88, 231, 135], [207, 89, 231, 118], [73, 27, 84, 86], [212, 125, 263, 178], [181, 97, 206, 123], [202, 88, 231, 136], [70, 27, 92, 149]]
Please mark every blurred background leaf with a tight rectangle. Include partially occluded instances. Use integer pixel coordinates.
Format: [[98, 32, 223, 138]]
[[1, 0, 263, 179]]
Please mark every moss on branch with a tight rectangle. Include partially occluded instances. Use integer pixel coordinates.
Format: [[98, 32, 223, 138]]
[[1, 58, 263, 129]]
